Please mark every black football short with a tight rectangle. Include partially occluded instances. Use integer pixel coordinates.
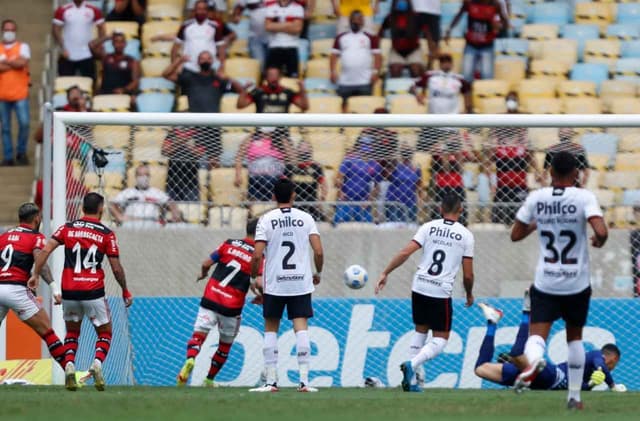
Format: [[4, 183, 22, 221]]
[[411, 292, 452, 332], [529, 285, 591, 327], [263, 293, 313, 320], [416, 12, 441, 43]]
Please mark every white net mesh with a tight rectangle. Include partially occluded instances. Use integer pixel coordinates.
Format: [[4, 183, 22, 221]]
[[55, 115, 640, 388]]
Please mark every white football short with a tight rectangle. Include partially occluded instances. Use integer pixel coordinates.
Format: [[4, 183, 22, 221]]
[[193, 307, 241, 342], [63, 297, 111, 327], [0, 284, 42, 322]]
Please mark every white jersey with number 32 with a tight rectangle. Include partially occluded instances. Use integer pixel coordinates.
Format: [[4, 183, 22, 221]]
[[255, 207, 319, 296], [412, 219, 474, 298], [516, 187, 602, 295]]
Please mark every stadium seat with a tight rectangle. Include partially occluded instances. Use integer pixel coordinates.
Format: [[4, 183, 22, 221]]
[[139, 77, 175, 93], [471, 80, 510, 111], [583, 39, 620, 69], [560, 24, 599, 60], [146, 3, 182, 21], [561, 97, 603, 114], [614, 58, 640, 83], [103, 38, 141, 60], [210, 168, 246, 206], [92, 125, 131, 150], [141, 21, 181, 48], [593, 189, 616, 208], [617, 3, 640, 25], [176, 95, 189, 112], [92, 94, 131, 112], [520, 24, 558, 41], [581, 133, 619, 162], [227, 38, 249, 58], [529, 2, 570, 25], [529, 128, 560, 151], [587, 154, 611, 171], [517, 79, 556, 102], [529, 60, 569, 82], [618, 132, 640, 151], [304, 78, 337, 96], [494, 59, 526, 87], [523, 98, 562, 114], [136, 93, 174, 112], [557, 81, 597, 98], [221, 94, 255, 113], [614, 153, 640, 171], [508, 0, 528, 36], [441, 14, 467, 39], [310, 38, 335, 59], [569, 63, 610, 91], [606, 24, 640, 41], [622, 189, 640, 206], [621, 41, 640, 59], [494, 38, 529, 62], [140, 57, 171, 77], [609, 98, 640, 114], [133, 127, 168, 148], [347, 96, 386, 114], [208, 206, 249, 230], [52, 93, 68, 109], [227, 19, 250, 40], [539, 39, 578, 68], [225, 58, 261, 84], [104, 21, 140, 40], [305, 58, 331, 79], [600, 171, 640, 190], [176, 203, 204, 224], [298, 39, 310, 65], [313, 0, 337, 21], [304, 96, 341, 113], [54, 76, 93, 95], [279, 77, 300, 93], [385, 78, 415, 97], [476, 97, 508, 114], [306, 132, 346, 169], [307, 23, 337, 41], [574, 2, 614, 33], [143, 41, 172, 57], [389, 95, 424, 114]]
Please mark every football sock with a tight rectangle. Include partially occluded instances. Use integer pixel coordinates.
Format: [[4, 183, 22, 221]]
[[296, 330, 311, 385], [95, 332, 112, 363], [486, 322, 497, 337], [41, 329, 66, 369], [411, 337, 447, 370], [409, 332, 427, 360], [264, 332, 278, 384], [64, 328, 80, 365], [475, 328, 496, 368], [509, 316, 530, 357], [523, 335, 546, 367], [186, 332, 207, 360], [207, 341, 232, 380], [521, 311, 530, 324], [567, 340, 585, 402]]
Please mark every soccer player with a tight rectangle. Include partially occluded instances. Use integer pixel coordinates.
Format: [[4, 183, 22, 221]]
[[510, 151, 608, 409], [30, 192, 133, 391], [475, 301, 626, 392], [176, 218, 259, 387], [0, 203, 70, 373], [375, 193, 474, 392], [249, 178, 324, 393]]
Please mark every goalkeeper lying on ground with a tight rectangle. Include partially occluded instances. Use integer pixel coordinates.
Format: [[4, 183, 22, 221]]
[[473, 293, 626, 392]]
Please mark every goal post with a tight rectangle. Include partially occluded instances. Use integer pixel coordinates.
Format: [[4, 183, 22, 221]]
[[47, 111, 640, 389]]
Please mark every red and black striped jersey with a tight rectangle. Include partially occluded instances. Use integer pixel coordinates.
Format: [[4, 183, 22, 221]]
[[201, 238, 256, 317], [0, 225, 46, 285], [52, 217, 119, 300]]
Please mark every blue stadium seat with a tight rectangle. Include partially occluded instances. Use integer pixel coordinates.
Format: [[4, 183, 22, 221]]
[[136, 93, 174, 112], [621, 41, 640, 58], [509, 0, 528, 36], [228, 19, 250, 40], [139, 77, 175, 93], [529, 2, 570, 25], [622, 190, 640, 206], [53, 92, 67, 109], [384, 77, 415, 97], [614, 58, 640, 82], [494, 38, 529, 63], [570, 63, 609, 91], [580, 133, 619, 165], [298, 39, 310, 64], [617, 3, 640, 25], [308, 23, 338, 41], [374, 0, 392, 24], [303, 78, 337, 96], [103, 39, 141, 61], [560, 24, 599, 61], [606, 24, 640, 41]]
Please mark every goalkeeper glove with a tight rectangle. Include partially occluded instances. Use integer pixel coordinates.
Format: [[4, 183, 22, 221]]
[[612, 384, 627, 392], [588, 367, 606, 388]]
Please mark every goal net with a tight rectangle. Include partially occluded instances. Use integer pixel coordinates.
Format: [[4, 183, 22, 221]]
[[47, 112, 640, 389]]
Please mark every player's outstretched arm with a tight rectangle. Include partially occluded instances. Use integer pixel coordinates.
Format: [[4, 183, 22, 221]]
[[462, 257, 474, 307], [310, 234, 323, 285], [588, 216, 608, 248], [28, 239, 60, 291], [376, 241, 421, 294], [109, 256, 132, 307]]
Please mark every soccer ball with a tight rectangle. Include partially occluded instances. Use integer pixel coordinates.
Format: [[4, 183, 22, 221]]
[[344, 265, 368, 289]]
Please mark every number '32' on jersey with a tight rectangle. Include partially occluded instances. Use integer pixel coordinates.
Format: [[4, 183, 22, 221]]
[[516, 187, 602, 295], [412, 219, 474, 298], [52, 217, 119, 300]]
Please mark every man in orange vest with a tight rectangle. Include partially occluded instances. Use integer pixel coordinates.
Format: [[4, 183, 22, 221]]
[[0, 19, 30, 166]]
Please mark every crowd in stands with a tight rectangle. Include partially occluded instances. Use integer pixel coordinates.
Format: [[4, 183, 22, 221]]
[[2, 0, 640, 228]]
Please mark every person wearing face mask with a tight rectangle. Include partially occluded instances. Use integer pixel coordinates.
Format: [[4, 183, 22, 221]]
[[110, 164, 183, 228], [330, 10, 382, 112], [0, 19, 31, 166], [264, 0, 305, 77], [284, 140, 327, 221], [332, 0, 379, 34]]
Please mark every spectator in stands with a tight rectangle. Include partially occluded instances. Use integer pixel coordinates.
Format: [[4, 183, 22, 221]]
[[299, 0, 316, 40], [330, 10, 381, 112], [234, 127, 294, 202], [233, 0, 269, 66], [110, 164, 183, 228], [378, 0, 425, 78], [0, 19, 31, 166], [411, 53, 471, 151], [162, 127, 201, 202], [413, 0, 442, 70], [237, 66, 309, 113], [171, 0, 227, 75], [284, 139, 326, 221], [90, 32, 140, 95], [61, 85, 90, 112], [543, 128, 590, 188], [385, 145, 422, 223], [264, 0, 304, 77], [445, 0, 508, 82], [334, 136, 382, 224], [106, 0, 146, 24], [332, 0, 379, 34], [53, 0, 105, 78]]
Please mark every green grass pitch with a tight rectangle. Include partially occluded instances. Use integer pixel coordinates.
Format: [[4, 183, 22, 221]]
[[1, 386, 639, 421]]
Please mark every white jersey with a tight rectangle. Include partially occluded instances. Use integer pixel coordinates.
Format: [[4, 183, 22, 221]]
[[411, 219, 474, 298], [256, 207, 319, 296], [515, 186, 603, 295]]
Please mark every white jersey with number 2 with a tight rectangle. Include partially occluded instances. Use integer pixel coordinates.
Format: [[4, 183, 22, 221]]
[[516, 186, 602, 295], [412, 219, 474, 298], [255, 207, 319, 296]]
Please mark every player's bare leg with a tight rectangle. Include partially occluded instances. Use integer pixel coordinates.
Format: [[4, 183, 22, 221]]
[[293, 317, 316, 392], [90, 322, 112, 391], [64, 320, 82, 391], [566, 324, 585, 409], [249, 318, 280, 392], [177, 330, 207, 386], [513, 321, 551, 392], [23, 309, 69, 371]]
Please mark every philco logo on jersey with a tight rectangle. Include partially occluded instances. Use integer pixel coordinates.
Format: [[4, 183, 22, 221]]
[[271, 216, 304, 229], [429, 226, 463, 241], [537, 202, 577, 215]]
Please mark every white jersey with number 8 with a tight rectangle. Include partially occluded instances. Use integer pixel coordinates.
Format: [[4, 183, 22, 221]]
[[516, 186, 602, 295], [411, 219, 474, 298], [256, 207, 319, 296]]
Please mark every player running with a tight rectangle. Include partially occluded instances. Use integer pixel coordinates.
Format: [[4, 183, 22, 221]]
[[474, 301, 626, 392], [30, 193, 133, 391], [176, 219, 260, 387], [376, 193, 474, 392], [0, 203, 71, 375], [249, 178, 324, 393], [510, 151, 608, 409]]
